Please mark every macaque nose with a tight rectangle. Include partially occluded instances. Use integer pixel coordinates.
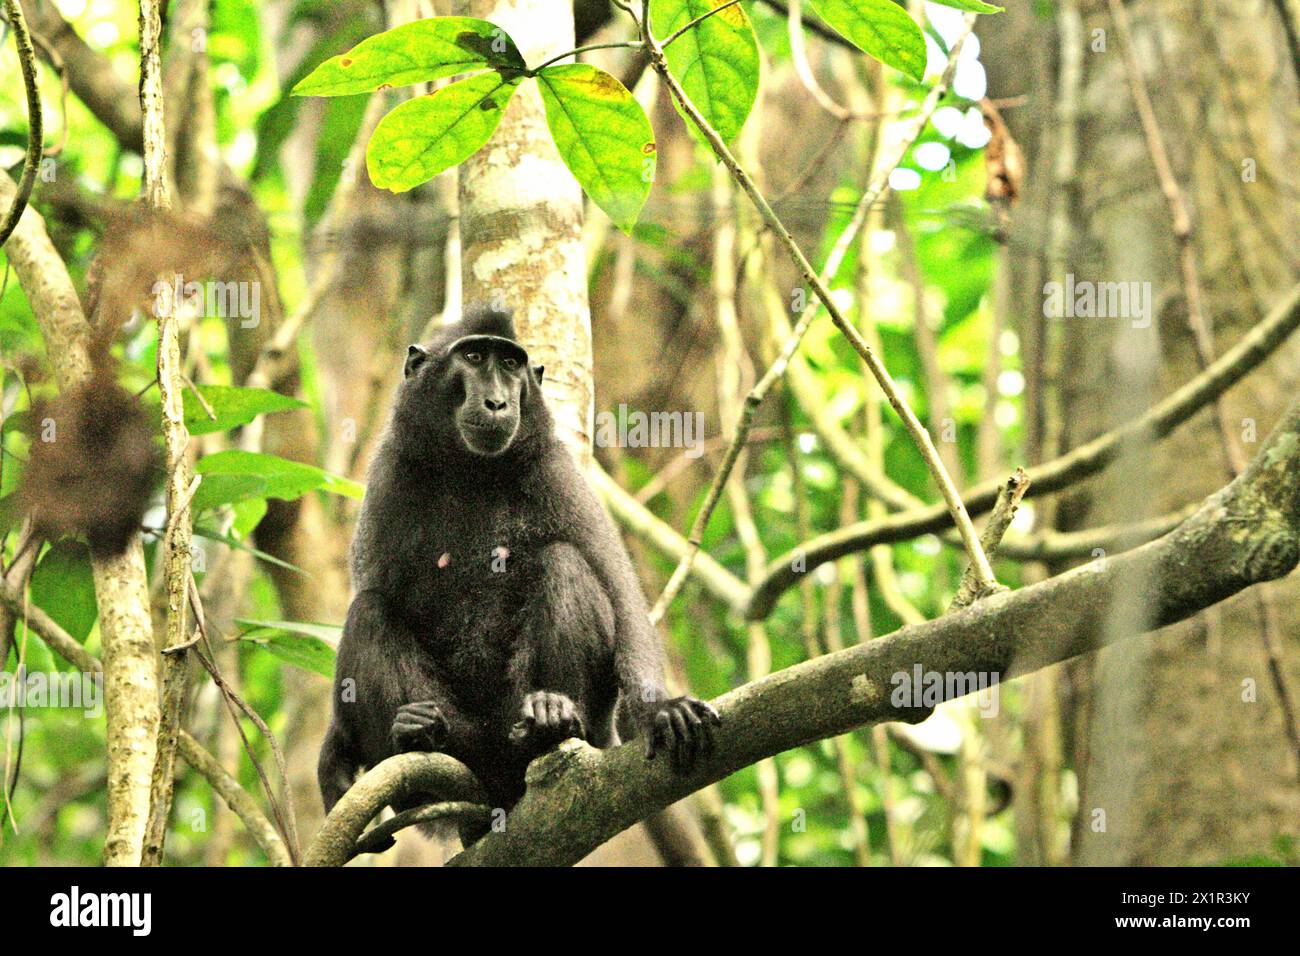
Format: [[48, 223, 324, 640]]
[[484, 397, 507, 412]]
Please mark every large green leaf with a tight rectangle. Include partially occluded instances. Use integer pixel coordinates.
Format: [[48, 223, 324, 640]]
[[183, 385, 307, 436], [928, 0, 1003, 12], [536, 64, 655, 234], [292, 16, 524, 97], [236, 619, 339, 678], [650, 0, 760, 144], [809, 0, 927, 81], [29, 542, 98, 644], [194, 450, 364, 512], [367, 70, 523, 192]]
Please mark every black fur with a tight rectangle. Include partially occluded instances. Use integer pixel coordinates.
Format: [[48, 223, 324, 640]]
[[319, 306, 719, 821]]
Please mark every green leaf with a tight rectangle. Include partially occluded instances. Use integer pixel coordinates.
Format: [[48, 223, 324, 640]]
[[183, 385, 307, 436], [366, 70, 523, 192], [193, 524, 307, 575], [236, 619, 339, 678], [292, 16, 524, 96], [192, 475, 267, 512], [230, 498, 268, 539], [927, 0, 1002, 12], [809, 0, 927, 82], [536, 64, 655, 234], [238, 619, 343, 643], [650, 0, 760, 144], [194, 450, 364, 512], [29, 542, 99, 644], [2, 410, 32, 438]]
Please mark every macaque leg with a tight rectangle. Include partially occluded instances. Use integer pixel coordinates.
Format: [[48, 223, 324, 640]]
[[323, 590, 488, 810], [505, 543, 616, 756]]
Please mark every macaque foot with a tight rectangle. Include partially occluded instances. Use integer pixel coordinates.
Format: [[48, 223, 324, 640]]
[[508, 690, 586, 752], [644, 696, 721, 775], [390, 700, 450, 753]]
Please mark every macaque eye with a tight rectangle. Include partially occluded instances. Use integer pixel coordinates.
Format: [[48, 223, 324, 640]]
[[465, 351, 483, 365], [502, 357, 519, 370]]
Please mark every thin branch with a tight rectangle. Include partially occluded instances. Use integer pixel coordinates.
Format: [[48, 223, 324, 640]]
[[528, 40, 641, 74], [786, 0, 853, 120], [661, 0, 744, 48], [174, 731, 293, 867], [759, 0, 859, 51], [192, 635, 300, 863], [139, 0, 196, 868], [591, 462, 750, 613], [0, 0, 42, 248], [631, 426, 781, 503], [989, 506, 1193, 563], [646, 16, 992, 622], [303, 752, 487, 867], [951, 469, 1029, 611], [348, 802, 490, 861]]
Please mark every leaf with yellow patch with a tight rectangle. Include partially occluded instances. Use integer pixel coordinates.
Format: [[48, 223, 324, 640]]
[[650, 0, 759, 144], [537, 64, 655, 233], [292, 17, 524, 97]]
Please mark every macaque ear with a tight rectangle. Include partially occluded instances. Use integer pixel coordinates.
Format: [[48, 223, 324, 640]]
[[404, 344, 430, 379], [532, 364, 545, 383]]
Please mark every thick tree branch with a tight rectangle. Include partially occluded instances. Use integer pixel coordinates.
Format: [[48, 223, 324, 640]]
[[302, 753, 487, 867]]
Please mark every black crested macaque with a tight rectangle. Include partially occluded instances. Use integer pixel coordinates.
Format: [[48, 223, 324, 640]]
[[319, 306, 720, 819]]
